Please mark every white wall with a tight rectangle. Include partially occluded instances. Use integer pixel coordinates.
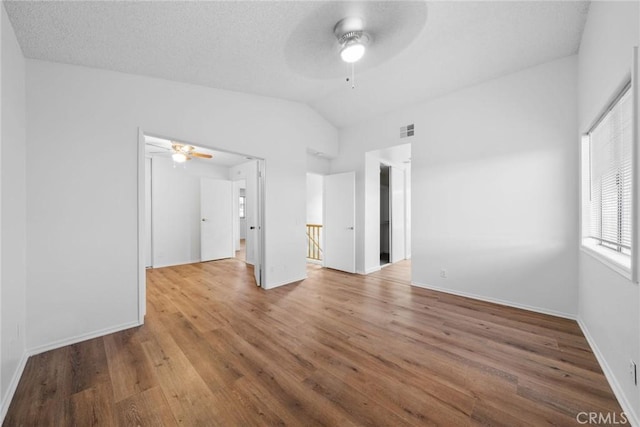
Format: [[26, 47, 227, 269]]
[[1, 4, 27, 419], [307, 152, 331, 175], [1, 10, 3, 409], [577, 1, 640, 423], [150, 156, 229, 267], [25, 60, 338, 351], [334, 55, 579, 317], [306, 173, 323, 225]]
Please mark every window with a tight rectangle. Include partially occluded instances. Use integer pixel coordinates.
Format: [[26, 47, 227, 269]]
[[581, 84, 633, 274], [239, 196, 246, 219]]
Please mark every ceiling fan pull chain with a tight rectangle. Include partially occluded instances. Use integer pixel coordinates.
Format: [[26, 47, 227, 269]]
[[351, 62, 355, 89]]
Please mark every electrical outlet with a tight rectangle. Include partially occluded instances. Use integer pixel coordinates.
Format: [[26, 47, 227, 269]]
[[630, 360, 637, 385], [440, 269, 447, 278]]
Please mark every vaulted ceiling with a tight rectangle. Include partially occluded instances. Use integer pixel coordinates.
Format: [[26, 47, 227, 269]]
[[4, 1, 589, 128]]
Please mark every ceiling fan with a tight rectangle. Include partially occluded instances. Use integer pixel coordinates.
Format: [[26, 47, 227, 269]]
[[170, 143, 212, 163], [283, 2, 427, 80], [147, 141, 213, 163]]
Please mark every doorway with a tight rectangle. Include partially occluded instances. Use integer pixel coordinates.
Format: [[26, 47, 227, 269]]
[[364, 143, 411, 277], [380, 164, 391, 266], [137, 130, 266, 322], [234, 180, 247, 262], [306, 173, 324, 265]]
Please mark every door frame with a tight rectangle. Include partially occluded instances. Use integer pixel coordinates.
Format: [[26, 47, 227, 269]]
[[137, 128, 266, 324], [379, 163, 392, 265], [255, 159, 265, 285], [144, 156, 153, 268], [389, 165, 406, 264], [137, 129, 146, 324]]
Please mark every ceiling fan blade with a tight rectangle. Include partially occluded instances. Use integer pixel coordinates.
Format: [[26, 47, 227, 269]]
[[190, 152, 213, 159]]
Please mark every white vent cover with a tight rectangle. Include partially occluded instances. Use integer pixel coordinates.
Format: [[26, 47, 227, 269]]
[[400, 124, 414, 138]]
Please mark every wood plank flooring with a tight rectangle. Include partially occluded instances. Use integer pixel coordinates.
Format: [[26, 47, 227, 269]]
[[4, 259, 627, 426]]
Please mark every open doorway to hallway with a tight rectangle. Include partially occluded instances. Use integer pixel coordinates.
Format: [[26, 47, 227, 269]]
[[305, 171, 357, 274], [306, 173, 324, 266]]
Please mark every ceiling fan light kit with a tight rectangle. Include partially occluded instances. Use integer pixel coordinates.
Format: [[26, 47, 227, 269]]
[[334, 17, 371, 89], [340, 37, 366, 63], [334, 17, 369, 65], [172, 152, 188, 163]]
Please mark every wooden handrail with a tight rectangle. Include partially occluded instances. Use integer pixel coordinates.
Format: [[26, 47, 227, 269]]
[[306, 224, 323, 261]]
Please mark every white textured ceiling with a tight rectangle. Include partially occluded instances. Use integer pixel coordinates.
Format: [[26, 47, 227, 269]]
[[4, 1, 589, 128]]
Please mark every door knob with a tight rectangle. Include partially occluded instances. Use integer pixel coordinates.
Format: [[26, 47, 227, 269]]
[[347, 227, 354, 230], [250, 226, 256, 230], [202, 218, 207, 222]]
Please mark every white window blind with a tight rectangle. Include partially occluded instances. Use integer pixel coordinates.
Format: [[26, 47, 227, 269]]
[[586, 86, 632, 256]]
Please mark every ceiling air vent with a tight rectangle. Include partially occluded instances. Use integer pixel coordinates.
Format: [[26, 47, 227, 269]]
[[400, 124, 414, 138]]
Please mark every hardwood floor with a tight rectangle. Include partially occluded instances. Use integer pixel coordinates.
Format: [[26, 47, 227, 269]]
[[4, 259, 626, 426], [235, 238, 246, 262]]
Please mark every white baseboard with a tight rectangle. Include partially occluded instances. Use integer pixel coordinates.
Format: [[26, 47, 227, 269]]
[[263, 275, 307, 290], [150, 259, 202, 269], [28, 320, 142, 356], [0, 351, 29, 423], [358, 266, 381, 275], [410, 281, 576, 320], [577, 318, 639, 427]]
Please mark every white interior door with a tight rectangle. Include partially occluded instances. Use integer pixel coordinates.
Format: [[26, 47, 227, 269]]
[[200, 178, 234, 261], [390, 167, 406, 263], [253, 161, 263, 286], [245, 161, 257, 265], [324, 172, 356, 273]]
